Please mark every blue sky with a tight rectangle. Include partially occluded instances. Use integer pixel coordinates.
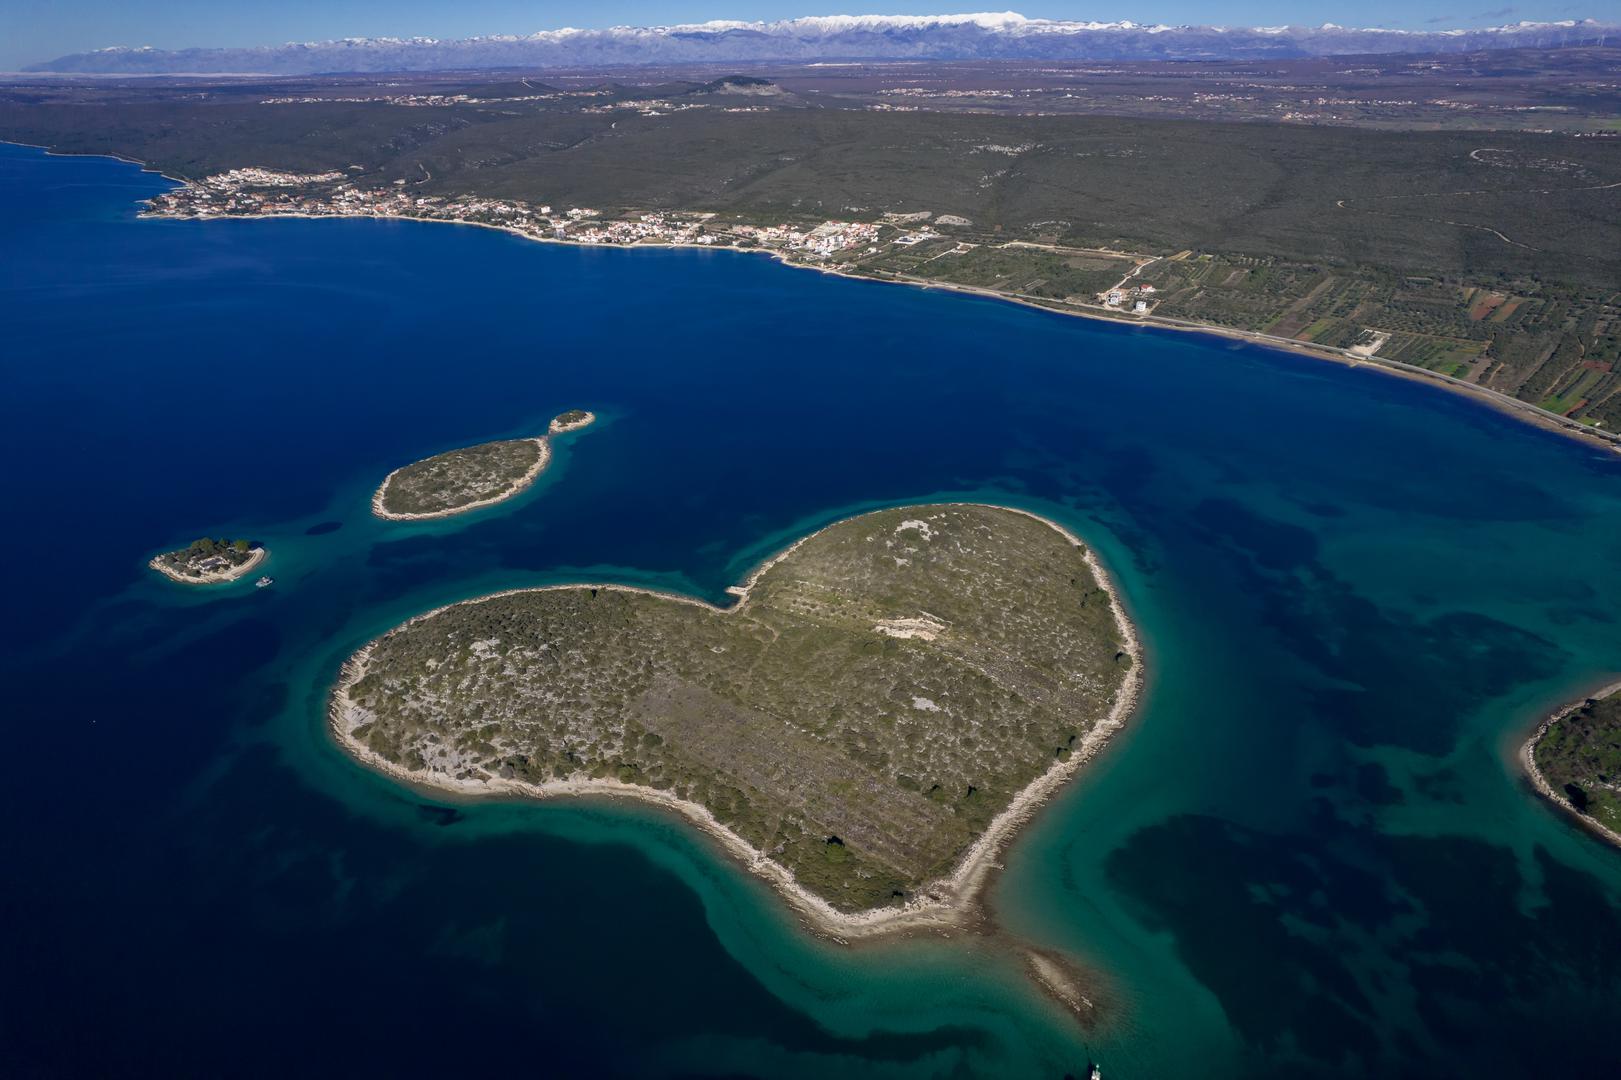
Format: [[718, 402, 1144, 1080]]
[[2, 1, 1605, 70]]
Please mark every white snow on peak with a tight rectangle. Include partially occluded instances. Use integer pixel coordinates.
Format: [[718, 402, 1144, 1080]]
[[774, 12, 1032, 31], [62, 14, 1619, 73]]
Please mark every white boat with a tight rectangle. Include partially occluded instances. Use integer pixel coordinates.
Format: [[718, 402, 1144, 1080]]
[[255, 576, 274, 588]]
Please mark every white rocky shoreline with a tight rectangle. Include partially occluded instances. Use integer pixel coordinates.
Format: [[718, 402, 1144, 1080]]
[[148, 545, 268, 585], [1519, 679, 1621, 849], [372, 437, 552, 522]]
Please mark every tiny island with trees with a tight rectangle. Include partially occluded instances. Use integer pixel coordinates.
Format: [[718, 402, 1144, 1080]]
[[149, 537, 267, 584]]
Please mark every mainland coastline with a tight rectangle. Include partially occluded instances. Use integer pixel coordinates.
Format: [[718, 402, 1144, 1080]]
[[330, 503, 1145, 942], [124, 173, 1621, 458]]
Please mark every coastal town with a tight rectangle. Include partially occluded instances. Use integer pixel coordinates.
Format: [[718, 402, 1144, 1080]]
[[143, 167, 884, 263], [142, 168, 1171, 326]]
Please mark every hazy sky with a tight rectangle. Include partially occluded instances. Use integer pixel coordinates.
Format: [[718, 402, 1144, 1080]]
[[2, 1, 1605, 70]]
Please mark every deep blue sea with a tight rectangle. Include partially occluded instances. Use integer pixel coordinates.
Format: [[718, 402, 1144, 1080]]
[[3, 141, 1620, 1078]]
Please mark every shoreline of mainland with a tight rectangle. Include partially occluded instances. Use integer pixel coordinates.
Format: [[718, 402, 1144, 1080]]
[[1519, 678, 1621, 850], [372, 436, 551, 521], [329, 501, 1144, 943], [134, 197, 1621, 458], [6, 137, 1618, 457], [148, 544, 267, 585]]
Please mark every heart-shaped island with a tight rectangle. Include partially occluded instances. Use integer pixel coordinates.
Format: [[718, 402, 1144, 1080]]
[[332, 504, 1139, 934]]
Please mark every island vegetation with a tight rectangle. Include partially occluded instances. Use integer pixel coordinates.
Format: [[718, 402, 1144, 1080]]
[[1526, 683, 1621, 844], [373, 437, 549, 520], [332, 504, 1139, 927], [373, 410, 596, 520], [549, 409, 595, 435], [149, 536, 265, 584]]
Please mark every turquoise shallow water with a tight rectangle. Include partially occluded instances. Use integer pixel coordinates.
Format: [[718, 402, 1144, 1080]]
[[3, 141, 1620, 1078]]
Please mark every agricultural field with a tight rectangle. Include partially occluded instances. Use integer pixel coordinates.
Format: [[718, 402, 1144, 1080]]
[[1116, 256, 1621, 425]]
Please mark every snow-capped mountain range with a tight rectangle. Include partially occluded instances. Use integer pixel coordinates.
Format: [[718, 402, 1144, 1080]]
[[27, 12, 1620, 75]]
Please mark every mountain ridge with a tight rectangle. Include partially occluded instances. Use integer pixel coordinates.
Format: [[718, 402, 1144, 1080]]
[[26, 12, 1620, 74]]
